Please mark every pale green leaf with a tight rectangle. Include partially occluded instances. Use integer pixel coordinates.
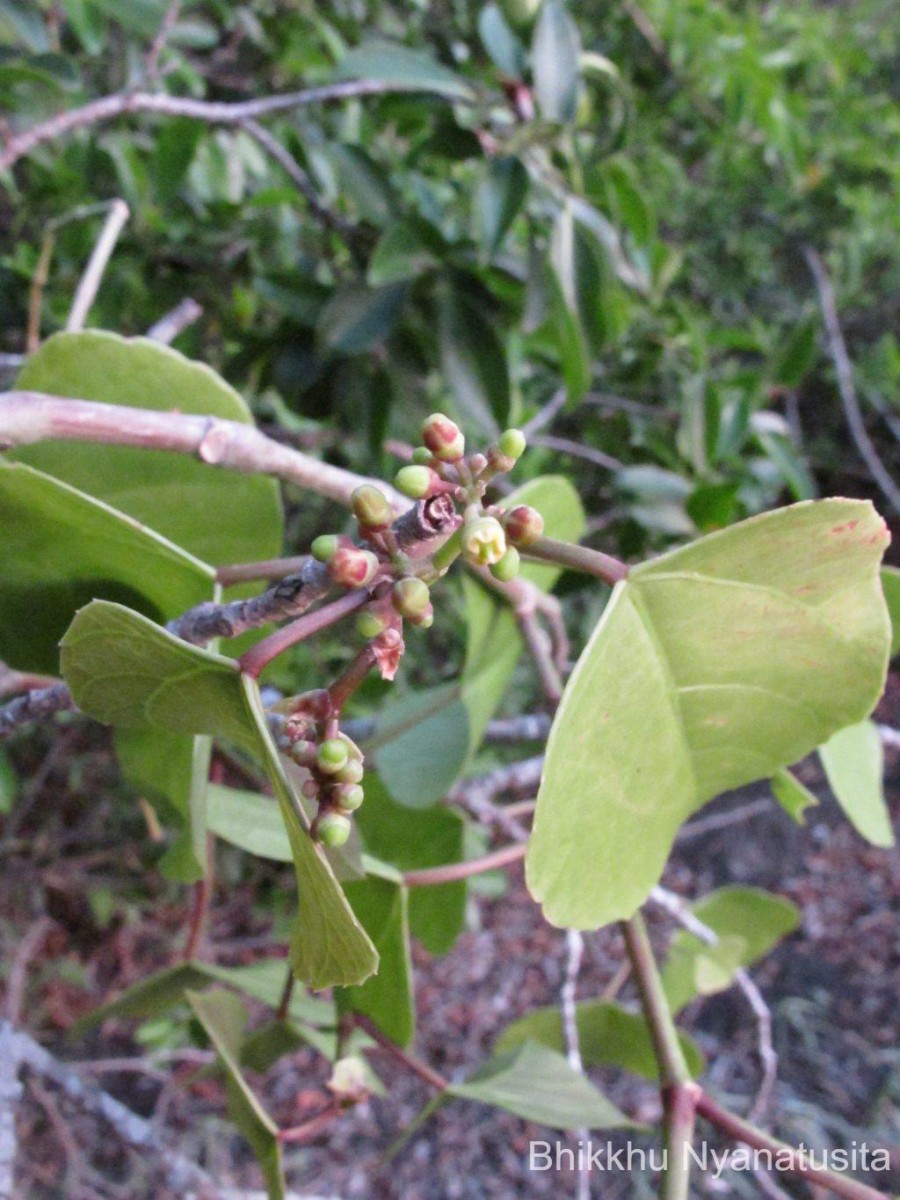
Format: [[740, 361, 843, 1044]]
[[527, 500, 890, 928], [880, 566, 900, 657], [818, 719, 894, 848], [451, 1042, 633, 1129], [495, 1001, 704, 1080], [207, 782, 293, 862], [661, 887, 800, 1013], [115, 728, 212, 882], [14, 331, 283, 567], [61, 602, 378, 987], [770, 766, 819, 824], [187, 988, 285, 1200]]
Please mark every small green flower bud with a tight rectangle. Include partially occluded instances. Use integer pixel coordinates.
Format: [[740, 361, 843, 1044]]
[[504, 504, 544, 547], [497, 428, 527, 460], [335, 783, 364, 812], [422, 412, 465, 461], [490, 546, 521, 582], [391, 577, 431, 620], [395, 464, 436, 499], [329, 546, 379, 588], [407, 601, 434, 628], [317, 738, 349, 775], [462, 513, 507, 566], [412, 446, 434, 465], [311, 534, 340, 562], [356, 610, 388, 640], [317, 811, 351, 847], [351, 484, 393, 531], [336, 758, 364, 785], [338, 732, 363, 762]]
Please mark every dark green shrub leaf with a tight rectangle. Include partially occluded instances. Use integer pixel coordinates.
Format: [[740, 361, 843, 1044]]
[[437, 279, 511, 434], [477, 156, 529, 258], [532, 0, 581, 124]]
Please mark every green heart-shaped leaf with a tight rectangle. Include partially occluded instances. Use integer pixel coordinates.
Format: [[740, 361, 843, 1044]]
[[527, 500, 890, 928]]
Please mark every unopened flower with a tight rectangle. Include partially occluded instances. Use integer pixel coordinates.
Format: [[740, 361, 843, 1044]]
[[335, 783, 364, 812], [311, 534, 340, 562], [497, 428, 527, 460], [328, 546, 379, 588], [351, 484, 393, 531], [422, 412, 465, 461], [391, 577, 431, 620], [504, 504, 544, 547], [395, 464, 438, 499], [317, 738, 349, 775], [316, 811, 351, 847]]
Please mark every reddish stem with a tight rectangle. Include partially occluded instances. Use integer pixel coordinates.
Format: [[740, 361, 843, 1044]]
[[352, 1013, 448, 1092], [216, 555, 311, 586], [239, 589, 369, 678], [403, 842, 526, 887], [695, 1092, 889, 1200]]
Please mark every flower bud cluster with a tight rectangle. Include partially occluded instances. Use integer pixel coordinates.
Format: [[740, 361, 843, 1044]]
[[267, 413, 549, 846]]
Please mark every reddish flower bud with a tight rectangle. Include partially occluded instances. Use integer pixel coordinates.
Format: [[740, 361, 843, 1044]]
[[421, 412, 465, 461], [328, 546, 379, 589], [504, 504, 544, 547]]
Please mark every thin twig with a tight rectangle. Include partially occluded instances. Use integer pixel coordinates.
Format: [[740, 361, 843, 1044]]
[[144, 0, 182, 80], [649, 885, 778, 1124], [4, 918, 54, 1025], [239, 588, 370, 678], [447, 758, 542, 840], [561, 929, 590, 1200], [146, 297, 202, 344], [241, 119, 359, 246], [530, 433, 623, 472], [66, 200, 130, 332], [0, 1022, 223, 1198], [27, 231, 55, 354], [0, 81, 469, 173], [804, 246, 900, 513]]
